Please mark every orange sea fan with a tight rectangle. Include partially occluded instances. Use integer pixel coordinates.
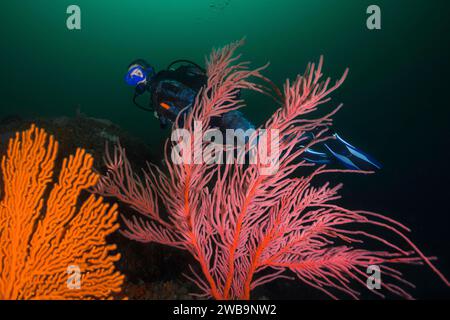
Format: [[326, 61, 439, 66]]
[[0, 124, 124, 299]]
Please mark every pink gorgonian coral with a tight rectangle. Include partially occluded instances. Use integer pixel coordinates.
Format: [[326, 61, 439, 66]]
[[94, 40, 449, 299]]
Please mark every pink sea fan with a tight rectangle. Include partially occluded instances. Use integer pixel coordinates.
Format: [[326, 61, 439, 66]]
[[95, 40, 449, 299]]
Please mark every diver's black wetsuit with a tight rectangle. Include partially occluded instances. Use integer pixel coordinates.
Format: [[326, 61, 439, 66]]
[[135, 64, 255, 133], [133, 63, 380, 171]]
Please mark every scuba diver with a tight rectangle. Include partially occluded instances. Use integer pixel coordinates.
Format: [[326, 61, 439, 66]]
[[124, 59, 381, 171]]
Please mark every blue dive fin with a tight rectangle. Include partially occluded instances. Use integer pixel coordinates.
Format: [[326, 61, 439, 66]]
[[319, 133, 381, 170], [324, 143, 362, 170], [333, 133, 382, 170], [298, 132, 381, 170], [302, 147, 332, 165]]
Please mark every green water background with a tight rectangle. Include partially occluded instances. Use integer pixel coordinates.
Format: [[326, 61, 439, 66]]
[[1, 0, 449, 298]]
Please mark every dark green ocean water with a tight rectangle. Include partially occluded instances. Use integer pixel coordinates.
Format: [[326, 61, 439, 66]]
[[1, 0, 449, 298]]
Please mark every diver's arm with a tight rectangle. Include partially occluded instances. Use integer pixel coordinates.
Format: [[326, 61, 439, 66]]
[[159, 116, 169, 129]]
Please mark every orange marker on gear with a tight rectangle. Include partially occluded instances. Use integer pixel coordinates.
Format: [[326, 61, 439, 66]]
[[160, 102, 171, 110]]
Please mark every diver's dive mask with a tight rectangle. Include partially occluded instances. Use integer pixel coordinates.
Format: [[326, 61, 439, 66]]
[[125, 59, 155, 87]]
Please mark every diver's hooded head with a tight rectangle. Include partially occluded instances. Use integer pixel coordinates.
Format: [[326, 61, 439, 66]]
[[125, 59, 156, 88]]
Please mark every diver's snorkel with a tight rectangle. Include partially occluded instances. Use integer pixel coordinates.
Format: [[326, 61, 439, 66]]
[[125, 59, 156, 112]]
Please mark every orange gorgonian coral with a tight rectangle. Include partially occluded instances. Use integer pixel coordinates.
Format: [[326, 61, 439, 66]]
[[0, 125, 124, 299]]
